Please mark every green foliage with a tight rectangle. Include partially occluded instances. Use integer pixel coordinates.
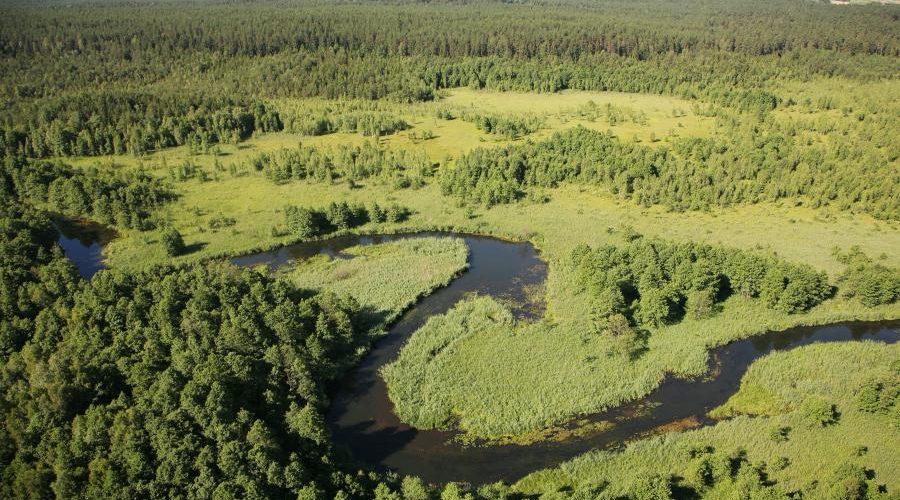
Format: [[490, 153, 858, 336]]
[[1, 1, 899, 496], [627, 474, 673, 500], [279, 99, 408, 137], [466, 112, 543, 139], [285, 206, 325, 238], [572, 239, 831, 333], [3, 1, 897, 112], [381, 297, 515, 430], [686, 288, 716, 320], [385, 203, 410, 223], [856, 361, 899, 426], [401, 476, 430, 500], [769, 426, 791, 443], [0, 229, 381, 497], [0, 92, 281, 157], [160, 227, 186, 256], [800, 397, 838, 427], [283, 201, 411, 240], [289, 237, 468, 323], [516, 343, 900, 499], [2, 154, 173, 230], [835, 247, 900, 307], [0, 202, 79, 360], [441, 126, 898, 218], [257, 141, 430, 187], [823, 463, 869, 500], [759, 264, 832, 314]]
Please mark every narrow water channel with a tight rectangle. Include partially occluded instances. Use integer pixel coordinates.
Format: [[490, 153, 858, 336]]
[[58, 225, 899, 485]]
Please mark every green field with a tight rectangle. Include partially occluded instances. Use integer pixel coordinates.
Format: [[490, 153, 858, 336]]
[[515, 341, 900, 498], [59, 84, 894, 275], [286, 237, 468, 323], [383, 291, 899, 440]]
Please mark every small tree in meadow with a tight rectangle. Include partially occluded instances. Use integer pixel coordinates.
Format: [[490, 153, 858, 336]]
[[161, 227, 185, 256], [285, 206, 322, 238]]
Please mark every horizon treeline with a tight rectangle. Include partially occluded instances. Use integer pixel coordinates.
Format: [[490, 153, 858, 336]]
[[1, 0, 897, 106]]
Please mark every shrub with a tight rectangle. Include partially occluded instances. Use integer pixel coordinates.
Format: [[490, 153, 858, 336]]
[[769, 426, 791, 443], [822, 463, 868, 500], [835, 248, 900, 307], [628, 474, 674, 500], [800, 397, 837, 427], [686, 288, 716, 319], [761, 264, 831, 313], [285, 206, 323, 238], [160, 227, 185, 256], [386, 204, 410, 223]]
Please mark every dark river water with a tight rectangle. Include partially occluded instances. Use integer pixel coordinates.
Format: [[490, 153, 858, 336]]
[[52, 215, 117, 279], [59, 226, 899, 486]]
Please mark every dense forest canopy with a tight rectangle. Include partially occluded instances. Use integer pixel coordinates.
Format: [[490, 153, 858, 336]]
[[3, 0, 897, 59], [1, 0, 898, 104], [0, 201, 389, 498], [441, 126, 900, 219]]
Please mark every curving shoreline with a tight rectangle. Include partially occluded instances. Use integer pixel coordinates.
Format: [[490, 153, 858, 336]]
[[57, 224, 899, 486]]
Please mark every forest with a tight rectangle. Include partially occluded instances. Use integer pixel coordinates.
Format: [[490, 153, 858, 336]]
[[441, 126, 898, 219], [1, 0, 899, 499]]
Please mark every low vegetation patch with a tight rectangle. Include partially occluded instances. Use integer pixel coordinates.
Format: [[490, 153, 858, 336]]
[[287, 237, 468, 323], [382, 239, 898, 440], [515, 342, 900, 499]]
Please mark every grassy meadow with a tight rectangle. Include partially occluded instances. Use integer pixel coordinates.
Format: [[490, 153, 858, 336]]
[[6, 1, 899, 497], [63, 86, 896, 275], [286, 237, 468, 323], [381, 291, 899, 440], [514, 341, 900, 498]]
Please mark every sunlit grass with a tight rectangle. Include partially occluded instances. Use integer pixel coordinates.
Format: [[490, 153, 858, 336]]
[[57, 87, 900, 445], [382, 290, 900, 439], [514, 342, 900, 497], [285, 237, 468, 323]]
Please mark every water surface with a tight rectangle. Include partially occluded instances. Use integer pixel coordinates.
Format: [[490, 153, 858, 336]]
[[52, 215, 116, 278]]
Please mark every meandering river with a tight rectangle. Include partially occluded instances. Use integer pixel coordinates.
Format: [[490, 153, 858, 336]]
[[59, 226, 898, 485]]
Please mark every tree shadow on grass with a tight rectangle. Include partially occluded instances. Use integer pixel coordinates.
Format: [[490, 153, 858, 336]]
[[182, 241, 208, 255]]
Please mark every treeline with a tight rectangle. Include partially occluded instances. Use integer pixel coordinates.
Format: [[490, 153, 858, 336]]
[[0, 203, 79, 360], [3, 47, 812, 112], [2, 155, 173, 229], [255, 142, 431, 187], [284, 201, 410, 239], [3, 1, 896, 60], [0, 92, 282, 157], [0, 201, 370, 497], [441, 126, 899, 219], [570, 238, 832, 334], [2, 1, 898, 112], [0, 190, 890, 500], [0, 200, 466, 500], [279, 100, 410, 137], [465, 112, 544, 140]]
